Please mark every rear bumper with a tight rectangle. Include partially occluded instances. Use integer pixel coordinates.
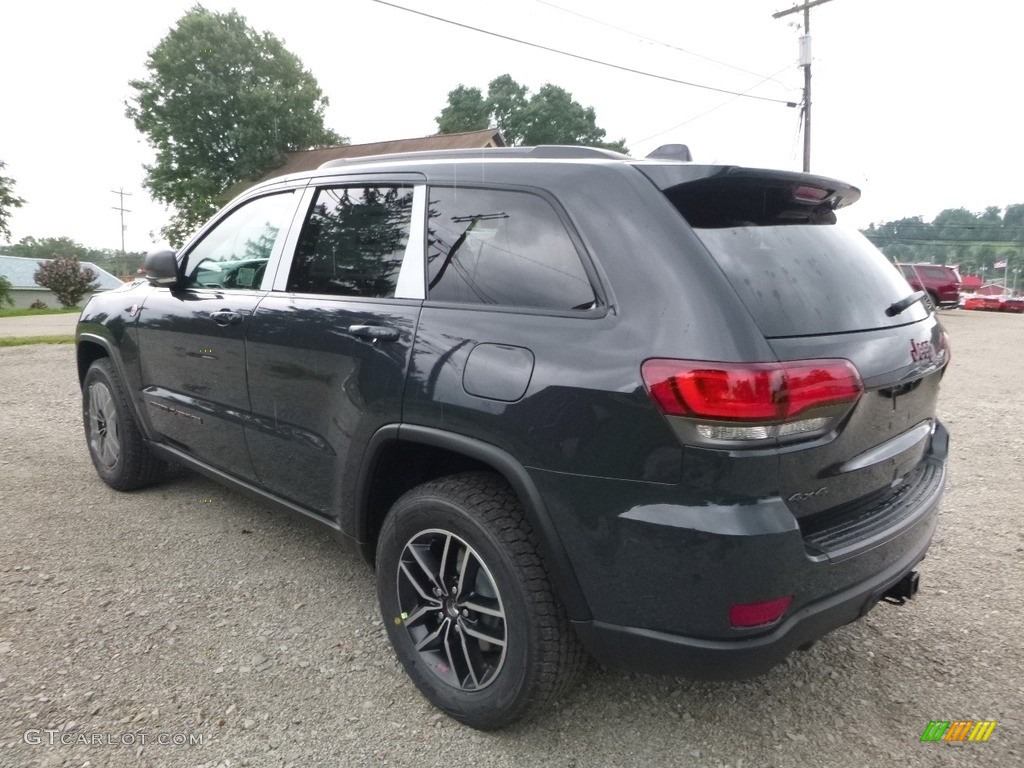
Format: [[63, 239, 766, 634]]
[[531, 421, 948, 678], [571, 520, 933, 678]]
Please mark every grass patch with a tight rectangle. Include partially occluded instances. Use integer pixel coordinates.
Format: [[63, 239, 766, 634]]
[[0, 335, 75, 347], [0, 307, 81, 318]]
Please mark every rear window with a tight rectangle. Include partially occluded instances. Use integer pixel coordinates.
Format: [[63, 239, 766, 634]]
[[651, 172, 927, 337], [693, 225, 925, 337], [920, 266, 954, 282]]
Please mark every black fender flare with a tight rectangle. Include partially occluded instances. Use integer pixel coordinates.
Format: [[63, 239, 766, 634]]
[[76, 331, 157, 442], [353, 424, 593, 621]]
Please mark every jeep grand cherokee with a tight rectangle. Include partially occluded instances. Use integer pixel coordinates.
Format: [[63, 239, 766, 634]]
[[76, 145, 949, 729]]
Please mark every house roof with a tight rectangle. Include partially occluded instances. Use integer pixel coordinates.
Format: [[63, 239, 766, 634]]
[[243, 128, 505, 189], [0, 255, 123, 290]]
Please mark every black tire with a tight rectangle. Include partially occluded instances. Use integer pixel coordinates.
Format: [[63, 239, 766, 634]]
[[82, 358, 168, 491], [376, 472, 585, 730], [925, 291, 939, 311]]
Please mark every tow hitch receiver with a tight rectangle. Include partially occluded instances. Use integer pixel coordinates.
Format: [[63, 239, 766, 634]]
[[882, 570, 920, 605]]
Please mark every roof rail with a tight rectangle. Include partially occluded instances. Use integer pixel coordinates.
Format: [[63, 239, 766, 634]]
[[318, 144, 628, 170]]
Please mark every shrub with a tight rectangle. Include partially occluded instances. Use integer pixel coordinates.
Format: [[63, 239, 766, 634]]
[[29, 300, 48, 309], [33, 256, 99, 308], [0, 275, 13, 307]]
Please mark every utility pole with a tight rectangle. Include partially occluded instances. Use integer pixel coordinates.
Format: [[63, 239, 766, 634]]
[[111, 188, 132, 279], [773, 0, 838, 172]]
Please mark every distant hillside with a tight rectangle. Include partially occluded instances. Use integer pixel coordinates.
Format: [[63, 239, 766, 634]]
[[862, 204, 1024, 276]]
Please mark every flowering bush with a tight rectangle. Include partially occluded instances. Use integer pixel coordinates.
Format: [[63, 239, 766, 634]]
[[33, 256, 99, 307]]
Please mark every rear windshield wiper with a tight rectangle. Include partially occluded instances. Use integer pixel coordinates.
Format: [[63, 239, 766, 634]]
[[886, 290, 927, 317]]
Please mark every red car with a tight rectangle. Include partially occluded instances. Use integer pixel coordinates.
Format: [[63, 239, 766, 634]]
[[897, 263, 961, 308]]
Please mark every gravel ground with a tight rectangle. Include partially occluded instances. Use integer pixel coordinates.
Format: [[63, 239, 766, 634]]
[[0, 309, 1021, 768]]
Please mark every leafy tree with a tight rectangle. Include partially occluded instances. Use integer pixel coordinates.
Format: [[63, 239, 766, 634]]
[[0, 275, 14, 308], [1, 236, 147, 277], [862, 204, 1024, 275], [1002, 203, 1024, 227], [485, 74, 530, 144], [33, 257, 99, 307], [436, 86, 490, 135], [6, 236, 89, 261], [436, 74, 627, 153], [127, 5, 344, 247], [0, 160, 26, 242]]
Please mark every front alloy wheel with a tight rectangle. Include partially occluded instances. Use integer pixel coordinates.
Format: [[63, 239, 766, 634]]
[[87, 380, 121, 471]]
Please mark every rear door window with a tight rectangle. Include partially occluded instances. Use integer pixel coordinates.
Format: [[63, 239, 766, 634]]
[[287, 185, 414, 298], [425, 187, 597, 311]]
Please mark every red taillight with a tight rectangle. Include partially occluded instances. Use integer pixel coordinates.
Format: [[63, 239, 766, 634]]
[[729, 595, 793, 628], [641, 359, 863, 422]]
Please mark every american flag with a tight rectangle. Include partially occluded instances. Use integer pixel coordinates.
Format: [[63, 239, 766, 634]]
[[994, 259, 1008, 269]]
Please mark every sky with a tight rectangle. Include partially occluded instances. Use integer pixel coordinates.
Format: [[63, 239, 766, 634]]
[[2, 0, 1022, 252]]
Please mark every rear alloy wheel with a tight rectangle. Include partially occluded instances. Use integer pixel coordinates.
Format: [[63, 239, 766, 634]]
[[376, 472, 584, 730], [396, 529, 508, 691], [83, 358, 167, 490]]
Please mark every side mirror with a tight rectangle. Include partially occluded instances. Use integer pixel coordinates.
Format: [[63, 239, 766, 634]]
[[142, 249, 180, 287]]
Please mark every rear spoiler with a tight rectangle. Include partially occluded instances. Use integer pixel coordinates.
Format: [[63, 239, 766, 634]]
[[636, 164, 860, 227]]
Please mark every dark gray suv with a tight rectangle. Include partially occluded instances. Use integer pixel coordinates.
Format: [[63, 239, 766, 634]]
[[76, 145, 949, 729]]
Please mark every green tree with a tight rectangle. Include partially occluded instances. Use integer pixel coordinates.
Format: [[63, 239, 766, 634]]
[[436, 74, 627, 153], [127, 5, 344, 247], [1, 236, 148, 277], [1002, 203, 1024, 227], [0, 275, 14, 307], [33, 256, 99, 307], [485, 74, 530, 144], [5, 236, 89, 261], [436, 85, 489, 134], [0, 160, 26, 242]]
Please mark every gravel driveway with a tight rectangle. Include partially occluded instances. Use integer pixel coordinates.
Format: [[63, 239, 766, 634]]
[[1, 309, 1021, 768]]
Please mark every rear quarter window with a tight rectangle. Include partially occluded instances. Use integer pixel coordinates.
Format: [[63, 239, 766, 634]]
[[425, 186, 597, 311]]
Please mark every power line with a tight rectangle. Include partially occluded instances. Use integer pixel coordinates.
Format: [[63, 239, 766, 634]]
[[534, 0, 795, 91], [864, 238, 1024, 246], [631, 67, 791, 145], [371, 1, 798, 106]]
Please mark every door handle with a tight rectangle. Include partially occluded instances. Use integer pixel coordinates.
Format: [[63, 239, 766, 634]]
[[348, 324, 400, 342], [210, 310, 243, 326]]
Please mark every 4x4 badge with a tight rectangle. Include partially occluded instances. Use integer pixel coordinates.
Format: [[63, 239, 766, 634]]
[[788, 487, 829, 502]]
